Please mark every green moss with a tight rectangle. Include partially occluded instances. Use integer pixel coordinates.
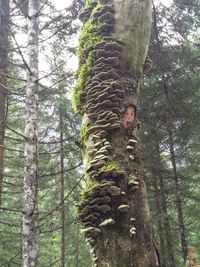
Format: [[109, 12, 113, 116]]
[[80, 118, 94, 140], [82, 179, 99, 197], [99, 160, 119, 172], [84, 0, 98, 9], [128, 175, 137, 181], [77, 178, 100, 214], [78, 1, 104, 60], [73, 1, 104, 114], [78, 20, 102, 59], [78, 179, 114, 213]]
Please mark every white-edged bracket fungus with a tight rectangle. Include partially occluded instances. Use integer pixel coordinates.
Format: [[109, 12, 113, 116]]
[[118, 204, 130, 213], [99, 218, 115, 227], [130, 217, 136, 223], [128, 180, 140, 188], [126, 145, 134, 152], [130, 226, 136, 237], [81, 226, 101, 238], [128, 139, 138, 145]]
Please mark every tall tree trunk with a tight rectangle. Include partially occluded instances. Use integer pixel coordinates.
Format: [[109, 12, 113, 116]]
[[60, 111, 66, 267], [151, 143, 175, 267], [74, 1, 158, 266], [22, 0, 39, 266], [152, 3, 187, 261], [165, 103, 187, 261], [152, 175, 167, 267], [76, 225, 79, 267], [158, 172, 176, 267], [0, 0, 10, 207]]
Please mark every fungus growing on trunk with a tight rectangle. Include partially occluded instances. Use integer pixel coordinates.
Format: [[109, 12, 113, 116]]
[[73, 0, 158, 266]]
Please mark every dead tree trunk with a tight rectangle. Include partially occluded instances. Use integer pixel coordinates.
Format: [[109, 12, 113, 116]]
[[74, 0, 158, 266], [0, 0, 10, 207], [22, 0, 39, 266]]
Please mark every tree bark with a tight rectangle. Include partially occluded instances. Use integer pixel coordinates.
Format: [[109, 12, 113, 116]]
[[22, 0, 39, 266], [0, 0, 10, 207], [74, 0, 158, 266]]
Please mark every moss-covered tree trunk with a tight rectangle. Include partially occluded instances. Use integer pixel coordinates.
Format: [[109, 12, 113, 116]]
[[74, 0, 158, 266]]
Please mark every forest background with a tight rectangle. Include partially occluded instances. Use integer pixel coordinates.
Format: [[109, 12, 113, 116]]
[[0, 0, 199, 266]]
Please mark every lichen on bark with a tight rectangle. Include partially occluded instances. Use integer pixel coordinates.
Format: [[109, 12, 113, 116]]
[[73, 0, 157, 266]]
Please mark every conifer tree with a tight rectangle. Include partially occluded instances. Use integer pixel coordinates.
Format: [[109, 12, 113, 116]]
[[140, 0, 200, 265]]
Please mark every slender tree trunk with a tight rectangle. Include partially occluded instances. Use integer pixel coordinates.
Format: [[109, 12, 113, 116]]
[[74, 1, 158, 266], [60, 111, 65, 267], [165, 106, 187, 261], [22, 0, 39, 266], [76, 225, 79, 267], [158, 173, 176, 267], [0, 0, 10, 207], [151, 143, 175, 267], [152, 175, 167, 267]]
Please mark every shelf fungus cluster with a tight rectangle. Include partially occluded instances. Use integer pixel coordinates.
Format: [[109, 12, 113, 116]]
[[78, 182, 121, 237], [73, 0, 149, 263]]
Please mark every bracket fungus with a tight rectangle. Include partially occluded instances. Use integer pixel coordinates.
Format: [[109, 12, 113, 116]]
[[99, 218, 115, 227], [118, 204, 130, 213], [81, 226, 102, 238], [130, 226, 136, 237]]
